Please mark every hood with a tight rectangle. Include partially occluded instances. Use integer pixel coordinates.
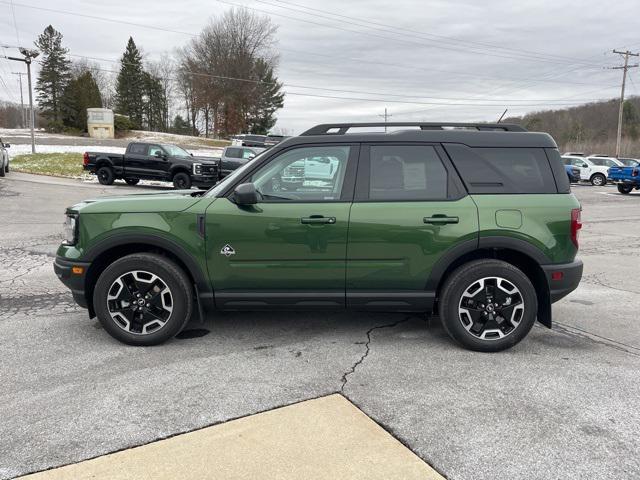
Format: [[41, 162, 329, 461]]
[[68, 190, 207, 214]]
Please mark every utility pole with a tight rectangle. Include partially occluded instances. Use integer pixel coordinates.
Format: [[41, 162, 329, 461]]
[[378, 107, 392, 132], [11, 72, 26, 128], [611, 49, 639, 158], [6, 47, 39, 153]]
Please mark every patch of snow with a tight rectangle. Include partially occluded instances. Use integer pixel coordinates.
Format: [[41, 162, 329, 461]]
[[9, 144, 223, 157]]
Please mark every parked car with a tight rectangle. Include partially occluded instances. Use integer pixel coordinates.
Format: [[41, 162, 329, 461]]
[[0, 138, 10, 177], [561, 155, 610, 186], [55, 121, 582, 352], [264, 135, 289, 149], [83, 142, 219, 189], [564, 165, 580, 183], [586, 155, 625, 168], [619, 158, 640, 167], [240, 135, 268, 148], [216, 146, 263, 178], [607, 164, 640, 194]]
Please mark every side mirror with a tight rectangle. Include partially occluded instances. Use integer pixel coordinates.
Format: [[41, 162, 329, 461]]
[[154, 150, 165, 159], [247, 153, 256, 159], [233, 183, 259, 205]]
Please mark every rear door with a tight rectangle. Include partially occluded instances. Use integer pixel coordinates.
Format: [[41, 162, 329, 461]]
[[123, 143, 149, 177], [346, 143, 478, 310]]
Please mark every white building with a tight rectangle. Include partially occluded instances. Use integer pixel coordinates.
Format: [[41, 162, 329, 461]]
[[87, 108, 114, 139]]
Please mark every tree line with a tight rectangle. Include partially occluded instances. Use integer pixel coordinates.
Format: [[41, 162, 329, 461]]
[[27, 7, 284, 137]]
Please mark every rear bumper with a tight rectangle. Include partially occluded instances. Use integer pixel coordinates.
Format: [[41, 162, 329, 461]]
[[54, 257, 91, 308], [611, 179, 640, 185], [542, 260, 583, 303]]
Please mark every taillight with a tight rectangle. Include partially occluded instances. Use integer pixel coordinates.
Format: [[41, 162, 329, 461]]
[[570, 208, 582, 249], [633, 168, 639, 177], [83, 152, 89, 166]]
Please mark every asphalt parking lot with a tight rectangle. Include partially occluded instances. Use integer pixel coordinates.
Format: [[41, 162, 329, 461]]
[[1, 174, 639, 480]]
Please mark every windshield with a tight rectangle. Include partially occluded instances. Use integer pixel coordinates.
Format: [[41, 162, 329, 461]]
[[206, 150, 270, 197], [162, 144, 190, 157]]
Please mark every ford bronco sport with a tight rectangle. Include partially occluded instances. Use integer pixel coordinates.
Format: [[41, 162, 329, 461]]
[[54, 122, 583, 352]]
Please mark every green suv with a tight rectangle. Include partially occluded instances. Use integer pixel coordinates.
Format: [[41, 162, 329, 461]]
[[54, 122, 583, 352]]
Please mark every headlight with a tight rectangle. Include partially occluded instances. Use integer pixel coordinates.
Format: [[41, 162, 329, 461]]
[[63, 214, 78, 245], [193, 163, 202, 175]]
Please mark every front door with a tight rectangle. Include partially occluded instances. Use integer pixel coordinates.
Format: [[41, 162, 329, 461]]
[[346, 144, 478, 310], [206, 144, 359, 309]]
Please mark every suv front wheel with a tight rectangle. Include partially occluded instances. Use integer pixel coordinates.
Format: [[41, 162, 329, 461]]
[[438, 259, 537, 352], [93, 253, 193, 345]]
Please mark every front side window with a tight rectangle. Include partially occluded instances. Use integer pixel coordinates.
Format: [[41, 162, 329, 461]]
[[369, 145, 448, 201], [242, 149, 256, 159], [147, 145, 164, 157], [162, 144, 190, 157], [250, 145, 351, 201]]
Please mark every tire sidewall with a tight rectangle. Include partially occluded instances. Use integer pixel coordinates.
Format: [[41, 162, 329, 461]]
[[173, 172, 191, 189], [97, 166, 114, 185], [93, 254, 192, 346], [439, 260, 538, 352], [591, 173, 605, 186]]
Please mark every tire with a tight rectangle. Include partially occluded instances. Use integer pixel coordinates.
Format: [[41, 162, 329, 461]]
[[617, 184, 633, 194], [4, 161, 8, 173], [172, 172, 192, 190], [0, 161, 4, 177], [93, 253, 193, 346], [97, 166, 115, 185], [590, 173, 606, 186], [438, 259, 538, 352], [124, 178, 140, 186]]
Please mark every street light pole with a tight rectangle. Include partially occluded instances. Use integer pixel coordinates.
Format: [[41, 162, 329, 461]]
[[6, 47, 39, 154], [11, 72, 25, 128]]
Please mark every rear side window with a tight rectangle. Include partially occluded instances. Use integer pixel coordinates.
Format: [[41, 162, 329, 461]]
[[226, 148, 241, 158], [369, 145, 448, 200], [444, 145, 556, 194], [129, 143, 146, 155]]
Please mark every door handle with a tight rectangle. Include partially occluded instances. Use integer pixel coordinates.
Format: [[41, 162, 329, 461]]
[[301, 215, 336, 225], [423, 215, 459, 225]]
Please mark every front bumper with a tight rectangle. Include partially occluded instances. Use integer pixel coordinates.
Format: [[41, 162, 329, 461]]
[[192, 174, 219, 187], [54, 256, 91, 308], [542, 259, 583, 303]]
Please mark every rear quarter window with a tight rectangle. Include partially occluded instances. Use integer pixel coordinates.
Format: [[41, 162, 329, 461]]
[[444, 145, 558, 194]]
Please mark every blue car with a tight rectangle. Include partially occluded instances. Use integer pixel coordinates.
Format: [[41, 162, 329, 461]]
[[565, 165, 581, 183]]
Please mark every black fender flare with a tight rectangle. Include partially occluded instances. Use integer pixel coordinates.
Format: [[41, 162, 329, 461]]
[[82, 233, 212, 305], [426, 236, 552, 328]]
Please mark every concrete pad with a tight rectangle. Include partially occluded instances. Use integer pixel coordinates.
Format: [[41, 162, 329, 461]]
[[19, 394, 442, 480]]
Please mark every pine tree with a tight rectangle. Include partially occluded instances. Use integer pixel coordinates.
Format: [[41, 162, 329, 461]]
[[246, 59, 284, 135], [34, 25, 71, 129], [115, 37, 145, 128], [60, 71, 102, 131]]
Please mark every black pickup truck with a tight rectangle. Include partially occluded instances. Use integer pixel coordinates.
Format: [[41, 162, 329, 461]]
[[83, 142, 220, 189]]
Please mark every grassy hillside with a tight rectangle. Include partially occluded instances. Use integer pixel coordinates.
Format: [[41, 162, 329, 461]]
[[504, 96, 640, 157]]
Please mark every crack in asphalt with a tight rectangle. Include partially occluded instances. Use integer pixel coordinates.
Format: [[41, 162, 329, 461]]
[[340, 317, 411, 393], [553, 322, 640, 357]]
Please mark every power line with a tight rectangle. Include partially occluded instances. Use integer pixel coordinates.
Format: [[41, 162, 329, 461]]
[[219, 0, 608, 68], [260, 0, 605, 67], [62, 52, 617, 106], [1, 1, 617, 92]]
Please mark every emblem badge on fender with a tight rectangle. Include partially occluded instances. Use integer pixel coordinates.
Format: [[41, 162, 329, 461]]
[[220, 244, 236, 257]]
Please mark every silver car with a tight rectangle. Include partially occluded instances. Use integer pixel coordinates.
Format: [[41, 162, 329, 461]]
[[0, 138, 10, 177]]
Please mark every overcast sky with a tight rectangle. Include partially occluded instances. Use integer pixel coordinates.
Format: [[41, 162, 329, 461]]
[[1, 0, 639, 134]]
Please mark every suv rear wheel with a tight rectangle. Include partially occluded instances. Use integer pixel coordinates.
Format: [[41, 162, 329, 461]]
[[590, 173, 606, 186], [438, 259, 537, 352], [93, 253, 193, 346]]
